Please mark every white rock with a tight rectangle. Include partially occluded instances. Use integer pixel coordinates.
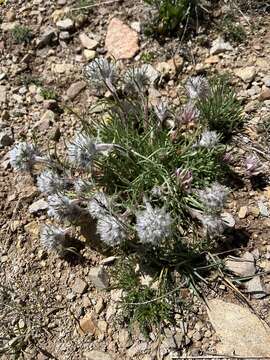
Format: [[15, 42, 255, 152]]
[[84, 350, 112, 360], [0, 86, 6, 103], [83, 49, 96, 61], [210, 36, 233, 55], [234, 66, 257, 83], [225, 252, 255, 277], [245, 275, 266, 299], [79, 32, 98, 50], [56, 18, 74, 31], [29, 199, 48, 213], [141, 64, 160, 84], [88, 266, 109, 289], [263, 76, 270, 87]]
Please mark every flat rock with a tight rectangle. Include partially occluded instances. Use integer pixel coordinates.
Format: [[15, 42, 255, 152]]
[[0, 86, 6, 103], [72, 277, 88, 295], [79, 32, 98, 50], [83, 49, 96, 61], [263, 76, 270, 87], [66, 81, 86, 100], [36, 27, 56, 48], [259, 86, 270, 101], [210, 36, 233, 55], [56, 18, 74, 31], [234, 66, 256, 83], [89, 266, 109, 289], [105, 18, 139, 60], [29, 199, 48, 213], [225, 252, 255, 276], [141, 64, 160, 84], [238, 205, 248, 219], [78, 313, 98, 335], [245, 275, 267, 299], [84, 350, 113, 360], [208, 299, 270, 356]]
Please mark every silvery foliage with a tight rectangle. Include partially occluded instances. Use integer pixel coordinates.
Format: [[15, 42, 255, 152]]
[[68, 133, 114, 168], [200, 214, 226, 237], [37, 170, 66, 194], [47, 193, 83, 221], [9, 142, 38, 171], [198, 130, 219, 148], [74, 178, 93, 195], [88, 192, 110, 219], [198, 182, 229, 213], [124, 67, 150, 94], [40, 224, 67, 254], [136, 202, 172, 245], [96, 215, 126, 246], [177, 102, 199, 125], [85, 58, 117, 93], [245, 154, 263, 177], [186, 76, 210, 100], [154, 100, 169, 125]]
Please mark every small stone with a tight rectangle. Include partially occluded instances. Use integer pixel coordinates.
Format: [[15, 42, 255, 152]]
[[263, 76, 270, 87], [56, 18, 74, 31], [118, 328, 131, 348], [78, 313, 98, 335], [83, 49, 96, 61], [24, 221, 40, 239], [105, 18, 139, 60], [234, 66, 256, 83], [245, 276, 266, 299], [66, 81, 86, 100], [221, 212, 235, 227], [0, 129, 13, 147], [52, 63, 73, 74], [130, 21, 141, 33], [141, 64, 160, 84], [79, 32, 98, 50], [238, 206, 248, 219], [259, 86, 270, 101], [94, 298, 105, 314], [84, 350, 112, 360], [100, 256, 117, 265], [210, 37, 233, 55], [6, 10, 16, 22], [205, 55, 220, 64], [89, 266, 109, 289], [59, 31, 70, 40], [0, 86, 6, 103], [250, 206, 260, 217], [225, 252, 256, 277], [193, 331, 202, 341], [72, 278, 88, 295], [29, 199, 48, 213], [41, 109, 55, 123], [36, 27, 56, 48], [258, 201, 269, 216]]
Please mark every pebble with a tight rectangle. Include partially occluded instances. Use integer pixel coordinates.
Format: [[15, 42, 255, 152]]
[[88, 266, 109, 289], [36, 27, 56, 48], [234, 66, 257, 83], [259, 86, 270, 101], [0, 86, 6, 103], [210, 36, 233, 55], [28, 199, 48, 213], [66, 81, 86, 100], [79, 32, 99, 50], [56, 18, 74, 31], [84, 350, 113, 360], [59, 31, 70, 40], [72, 277, 88, 295], [83, 49, 96, 61], [263, 76, 270, 87], [238, 206, 248, 219], [225, 252, 256, 277]]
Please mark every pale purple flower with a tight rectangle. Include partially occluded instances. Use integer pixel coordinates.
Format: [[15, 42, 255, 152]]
[[47, 193, 83, 221], [88, 192, 110, 219], [124, 67, 150, 94], [175, 168, 193, 192], [186, 76, 210, 100], [74, 179, 93, 195], [245, 155, 263, 177], [154, 100, 169, 124], [177, 102, 199, 125], [135, 202, 172, 245], [200, 214, 226, 237], [85, 58, 117, 93]]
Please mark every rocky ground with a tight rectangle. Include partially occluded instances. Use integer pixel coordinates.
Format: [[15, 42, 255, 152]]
[[1, 1, 270, 359]]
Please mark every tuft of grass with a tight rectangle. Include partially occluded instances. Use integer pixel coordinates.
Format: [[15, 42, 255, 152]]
[[219, 15, 246, 43], [140, 51, 155, 63], [197, 75, 243, 139], [40, 87, 58, 101], [11, 25, 32, 44]]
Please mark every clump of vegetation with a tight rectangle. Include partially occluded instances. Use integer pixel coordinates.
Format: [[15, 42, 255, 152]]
[[9, 58, 243, 333], [40, 87, 59, 101], [218, 14, 246, 43], [11, 25, 32, 44], [143, 0, 209, 36]]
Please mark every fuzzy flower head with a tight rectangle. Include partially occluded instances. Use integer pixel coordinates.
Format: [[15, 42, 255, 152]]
[[135, 202, 172, 246], [175, 168, 193, 193], [47, 193, 82, 222], [177, 102, 199, 125], [124, 67, 150, 94], [197, 130, 219, 148], [37, 170, 66, 194], [200, 214, 226, 237], [88, 192, 110, 219], [40, 224, 67, 254], [9, 142, 38, 172], [74, 178, 93, 195], [68, 133, 97, 168], [245, 154, 263, 177], [85, 58, 117, 93], [96, 215, 126, 246], [186, 76, 210, 100], [198, 182, 229, 213], [154, 100, 169, 125]]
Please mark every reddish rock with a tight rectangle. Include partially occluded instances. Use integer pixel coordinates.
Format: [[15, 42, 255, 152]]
[[105, 18, 139, 60]]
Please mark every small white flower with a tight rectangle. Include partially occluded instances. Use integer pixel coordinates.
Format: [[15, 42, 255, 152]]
[[135, 202, 172, 245], [88, 192, 110, 219], [85, 58, 117, 93], [37, 170, 66, 194], [9, 142, 37, 171], [198, 130, 219, 147], [40, 224, 67, 254], [96, 215, 126, 246], [198, 182, 229, 212], [200, 214, 226, 237], [124, 67, 150, 94], [68, 133, 97, 168], [186, 76, 210, 100], [47, 193, 82, 221]]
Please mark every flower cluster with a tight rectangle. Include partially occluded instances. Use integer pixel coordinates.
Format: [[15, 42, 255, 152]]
[[85, 58, 117, 93], [37, 170, 66, 194], [9, 142, 38, 171], [136, 202, 172, 246], [245, 154, 263, 177], [197, 130, 219, 148], [96, 215, 126, 246], [186, 76, 210, 100], [40, 224, 67, 254], [88, 192, 111, 219], [124, 67, 150, 94], [47, 193, 83, 222]]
